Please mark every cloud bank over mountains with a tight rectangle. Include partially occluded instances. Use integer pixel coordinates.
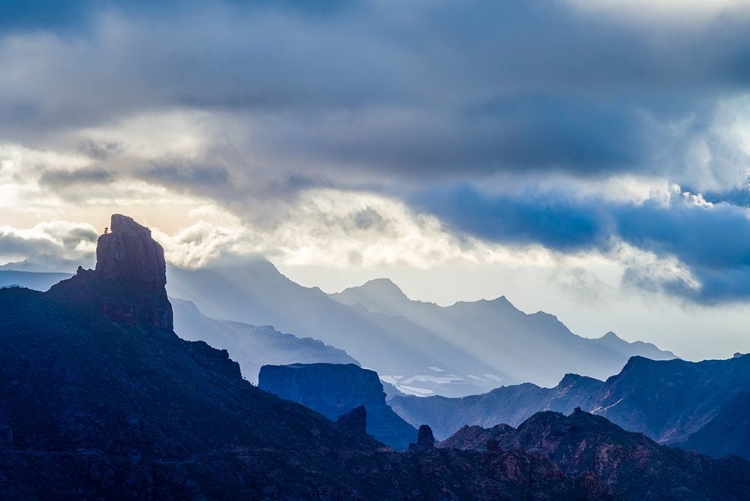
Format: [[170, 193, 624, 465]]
[[2, 0, 750, 314]]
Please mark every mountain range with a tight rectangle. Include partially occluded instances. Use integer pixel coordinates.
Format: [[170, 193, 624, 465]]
[[392, 354, 750, 460], [0, 214, 623, 500], [171, 297, 357, 383], [1, 213, 748, 500], [167, 261, 675, 396], [0, 249, 676, 398]]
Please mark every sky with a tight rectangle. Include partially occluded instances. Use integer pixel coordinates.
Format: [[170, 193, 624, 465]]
[[2, 0, 750, 360]]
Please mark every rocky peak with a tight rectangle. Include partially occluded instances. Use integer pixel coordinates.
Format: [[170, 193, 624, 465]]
[[48, 214, 173, 330], [96, 214, 167, 288]]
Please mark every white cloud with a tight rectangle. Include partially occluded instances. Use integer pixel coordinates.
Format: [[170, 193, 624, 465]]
[[566, 0, 750, 25]]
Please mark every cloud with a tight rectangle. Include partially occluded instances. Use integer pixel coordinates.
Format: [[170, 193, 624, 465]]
[[414, 183, 750, 302], [2, 0, 750, 308], [0, 220, 97, 271], [0, 0, 750, 186], [39, 166, 115, 188]]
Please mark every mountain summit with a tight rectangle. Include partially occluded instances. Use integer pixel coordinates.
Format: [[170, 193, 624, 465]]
[[49, 214, 173, 330]]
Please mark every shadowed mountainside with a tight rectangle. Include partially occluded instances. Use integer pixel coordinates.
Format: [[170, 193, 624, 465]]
[[440, 409, 750, 501]]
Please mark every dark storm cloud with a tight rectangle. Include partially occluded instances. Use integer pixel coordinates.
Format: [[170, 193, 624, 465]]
[[1, 0, 750, 180], [414, 185, 750, 302], [4, 0, 750, 303], [139, 164, 230, 189], [39, 166, 115, 187]]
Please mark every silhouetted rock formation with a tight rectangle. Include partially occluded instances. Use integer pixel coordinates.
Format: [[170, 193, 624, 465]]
[[49, 214, 173, 330], [337, 405, 367, 434], [5, 213, 747, 499], [409, 424, 435, 452], [259, 363, 418, 450]]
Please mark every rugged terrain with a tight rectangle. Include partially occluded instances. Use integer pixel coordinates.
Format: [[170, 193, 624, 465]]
[[394, 354, 750, 460], [441, 409, 750, 500], [0, 214, 615, 500]]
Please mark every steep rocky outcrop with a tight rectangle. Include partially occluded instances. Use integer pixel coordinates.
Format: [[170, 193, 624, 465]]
[[409, 424, 435, 451], [49, 214, 172, 330], [259, 363, 418, 450], [441, 409, 750, 500]]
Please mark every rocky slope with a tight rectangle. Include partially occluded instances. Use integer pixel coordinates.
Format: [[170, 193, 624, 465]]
[[1, 214, 615, 500], [588, 355, 750, 454], [440, 409, 750, 500], [392, 373, 604, 440], [259, 363, 418, 450], [171, 297, 358, 383], [394, 354, 750, 459]]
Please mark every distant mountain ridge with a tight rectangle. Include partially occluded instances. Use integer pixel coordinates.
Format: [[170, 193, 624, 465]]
[[167, 261, 676, 396], [393, 353, 750, 460], [171, 297, 359, 383], [167, 261, 509, 397], [332, 278, 676, 388], [392, 373, 605, 440], [0, 257, 677, 397]]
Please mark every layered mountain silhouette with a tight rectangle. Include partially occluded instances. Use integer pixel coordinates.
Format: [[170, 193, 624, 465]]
[[333, 279, 675, 387], [259, 363, 418, 450], [0, 242, 675, 398], [171, 297, 358, 383], [440, 408, 750, 501], [393, 354, 750, 460], [1, 214, 626, 499], [0, 270, 71, 292], [167, 263, 675, 396]]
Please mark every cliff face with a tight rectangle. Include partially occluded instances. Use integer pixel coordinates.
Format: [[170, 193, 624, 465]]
[[49, 214, 173, 330], [259, 363, 418, 450]]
